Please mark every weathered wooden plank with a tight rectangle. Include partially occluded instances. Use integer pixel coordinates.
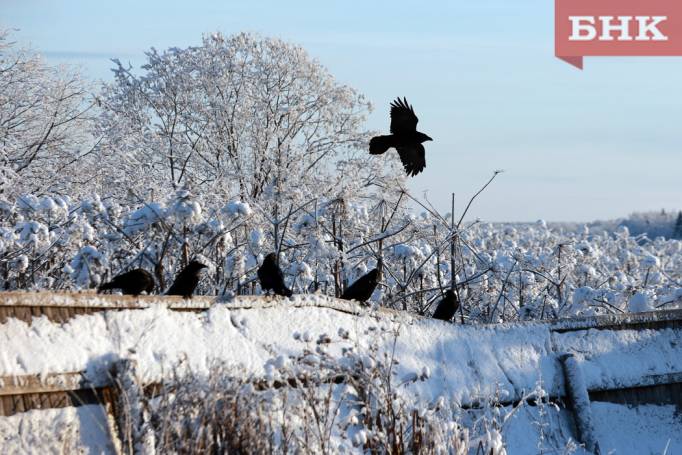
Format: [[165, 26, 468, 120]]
[[48, 393, 64, 409], [13, 307, 32, 325], [0, 292, 367, 325], [12, 394, 25, 414], [549, 309, 682, 333], [58, 306, 73, 324], [3, 362, 682, 416], [23, 393, 41, 411], [1, 396, 10, 415], [590, 381, 682, 407], [30, 306, 42, 319], [0, 389, 114, 417], [0, 372, 100, 396], [2, 291, 681, 333], [38, 392, 51, 410], [560, 353, 600, 454], [0, 291, 214, 309]]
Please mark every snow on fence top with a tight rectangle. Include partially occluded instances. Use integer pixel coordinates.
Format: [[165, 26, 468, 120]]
[[1, 293, 681, 409]]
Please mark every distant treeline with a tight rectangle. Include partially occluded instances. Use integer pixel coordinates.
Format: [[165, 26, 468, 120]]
[[546, 210, 682, 240]]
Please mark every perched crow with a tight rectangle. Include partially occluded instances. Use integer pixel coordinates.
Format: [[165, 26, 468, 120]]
[[432, 290, 460, 322], [165, 260, 207, 298], [98, 268, 155, 296], [341, 268, 380, 303], [369, 97, 432, 177], [257, 253, 293, 297]]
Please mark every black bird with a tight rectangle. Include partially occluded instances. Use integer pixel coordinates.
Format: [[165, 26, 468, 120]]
[[341, 268, 380, 303], [432, 290, 460, 322], [165, 260, 207, 298], [369, 97, 433, 177], [98, 268, 155, 296], [257, 253, 293, 297]]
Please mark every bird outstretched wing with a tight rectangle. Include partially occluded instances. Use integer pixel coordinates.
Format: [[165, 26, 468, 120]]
[[396, 143, 426, 177], [390, 97, 418, 134]]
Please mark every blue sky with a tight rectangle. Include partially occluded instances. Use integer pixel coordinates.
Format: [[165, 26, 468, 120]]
[[3, 0, 681, 222]]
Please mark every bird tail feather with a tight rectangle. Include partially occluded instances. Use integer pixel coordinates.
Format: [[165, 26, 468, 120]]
[[97, 282, 113, 293], [278, 286, 293, 297], [369, 135, 395, 155]]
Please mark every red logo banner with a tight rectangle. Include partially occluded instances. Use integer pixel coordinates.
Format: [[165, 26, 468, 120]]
[[555, 0, 682, 69]]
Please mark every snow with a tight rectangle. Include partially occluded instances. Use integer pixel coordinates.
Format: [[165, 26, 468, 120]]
[[591, 402, 682, 454], [0, 405, 115, 453], [628, 291, 654, 313], [502, 401, 682, 454], [0, 296, 558, 405], [222, 201, 252, 217], [4, 397, 674, 455], [559, 354, 599, 453], [641, 254, 661, 268], [122, 203, 166, 235], [503, 403, 582, 454], [70, 246, 107, 288], [1, 296, 680, 404], [553, 327, 682, 391], [1, 294, 681, 452]]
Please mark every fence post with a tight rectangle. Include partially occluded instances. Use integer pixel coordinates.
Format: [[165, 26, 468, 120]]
[[111, 358, 155, 455], [559, 353, 600, 454]]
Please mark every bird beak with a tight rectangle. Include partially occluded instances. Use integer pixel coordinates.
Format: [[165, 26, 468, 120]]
[[426, 136, 433, 141]]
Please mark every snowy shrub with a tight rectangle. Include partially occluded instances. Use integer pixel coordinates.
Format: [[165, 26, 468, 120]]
[[222, 201, 252, 218], [112, 327, 520, 454], [0, 189, 681, 322], [70, 246, 106, 288]]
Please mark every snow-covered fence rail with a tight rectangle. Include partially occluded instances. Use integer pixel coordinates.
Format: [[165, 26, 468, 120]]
[[7, 370, 679, 418], [0, 291, 378, 325], [0, 369, 358, 418], [2, 290, 682, 331], [0, 291, 214, 325], [0, 371, 114, 417], [547, 308, 682, 333], [1, 298, 681, 411]]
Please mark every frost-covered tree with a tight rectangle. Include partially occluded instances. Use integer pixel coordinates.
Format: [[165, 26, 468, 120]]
[[95, 32, 402, 208], [88, 32, 408, 294], [0, 29, 96, 196]]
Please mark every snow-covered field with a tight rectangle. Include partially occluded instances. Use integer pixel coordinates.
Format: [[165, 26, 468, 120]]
[[1, 295, 681, 453]]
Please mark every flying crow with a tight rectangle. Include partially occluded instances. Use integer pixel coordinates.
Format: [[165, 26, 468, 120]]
[[369, 97, 432, 177], [432, 290, 460, 322], [98, 268, 155, 296], [341, 268, 380, 303], [166, 260, 207, 298], [257, 253, 293, 297]]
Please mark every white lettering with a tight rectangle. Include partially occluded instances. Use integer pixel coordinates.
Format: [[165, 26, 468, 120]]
[[569, 16, 597, 41], [599, 16, 633, 41], [635, 16, 668, 41]]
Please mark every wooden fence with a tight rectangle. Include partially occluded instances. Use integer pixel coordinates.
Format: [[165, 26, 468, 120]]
[[1, 291, 681, 453]]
